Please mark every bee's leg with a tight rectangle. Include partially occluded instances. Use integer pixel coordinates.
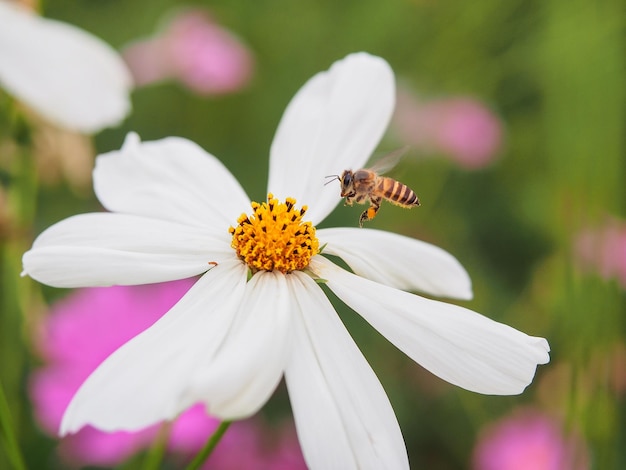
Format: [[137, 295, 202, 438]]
[[344, 192, 356, 206], [359, 196, 382, 227]]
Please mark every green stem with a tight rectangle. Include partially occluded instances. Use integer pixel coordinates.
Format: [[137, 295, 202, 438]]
[[141, 423, 171, 470], [0, 103, 38, 470], [185, 421, 232, 470], [0, 379, 26, 470]]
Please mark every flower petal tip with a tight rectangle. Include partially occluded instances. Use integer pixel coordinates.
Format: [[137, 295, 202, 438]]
[[508, 337, 550, 396], [122, 131, 141, 148], [342, 51, 392, 70], [536, 337, 551, 363], [456, 285, 474, 301], [58, 415, 76, 437]]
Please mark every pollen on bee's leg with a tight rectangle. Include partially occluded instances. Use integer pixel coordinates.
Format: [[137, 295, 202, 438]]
[[358, 206, 378, 228], [358, 211, 368, 228]]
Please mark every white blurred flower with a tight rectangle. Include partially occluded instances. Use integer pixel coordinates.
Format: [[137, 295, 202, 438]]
[[0, 1, 132, 133], [23, 53, 549, 469]]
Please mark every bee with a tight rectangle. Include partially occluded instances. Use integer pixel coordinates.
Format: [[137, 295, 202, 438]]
[[326, 147, 420, 227]]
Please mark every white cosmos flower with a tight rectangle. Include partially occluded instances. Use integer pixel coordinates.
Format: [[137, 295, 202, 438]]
[[22, 53, 550, 469], [0, 1, 132, 133]]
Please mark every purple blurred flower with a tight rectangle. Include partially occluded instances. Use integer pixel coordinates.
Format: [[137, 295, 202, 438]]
[[122, 9, 254, 95], [472, 409, 588, 470], [30, 280, 305, 467], [392, 87, 503, 169], [575, 218, 626, 288]]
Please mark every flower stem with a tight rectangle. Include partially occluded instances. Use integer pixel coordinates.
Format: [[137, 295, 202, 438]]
[[0, 379, 27, 470], [141, 423, 171, 470], [185, 420, 232, 470], [0, 104, 36, 470]]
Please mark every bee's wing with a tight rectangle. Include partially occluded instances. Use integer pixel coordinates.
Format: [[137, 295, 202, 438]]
[[368, 145, 410, 174]]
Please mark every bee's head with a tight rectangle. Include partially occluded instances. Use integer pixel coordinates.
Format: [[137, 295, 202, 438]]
[[324, 170, 354, 197], [339, 170, 354, 197]]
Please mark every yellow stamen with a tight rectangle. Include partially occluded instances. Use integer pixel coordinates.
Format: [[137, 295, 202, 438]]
[[229, 193, 319, 274]]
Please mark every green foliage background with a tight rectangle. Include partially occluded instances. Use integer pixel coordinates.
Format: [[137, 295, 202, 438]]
[[1, 0, 624, 468]]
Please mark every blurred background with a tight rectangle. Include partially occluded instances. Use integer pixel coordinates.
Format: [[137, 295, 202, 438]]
[[0, 0, 624, 468]]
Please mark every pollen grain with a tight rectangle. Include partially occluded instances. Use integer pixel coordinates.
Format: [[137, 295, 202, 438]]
[[229, 193, 319, 274]]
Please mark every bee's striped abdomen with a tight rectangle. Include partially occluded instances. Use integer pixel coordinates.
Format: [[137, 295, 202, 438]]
[[377, 177, 420, 207]]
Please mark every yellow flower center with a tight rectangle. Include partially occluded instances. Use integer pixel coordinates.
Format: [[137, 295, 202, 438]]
[[229, 193, 319, 274]]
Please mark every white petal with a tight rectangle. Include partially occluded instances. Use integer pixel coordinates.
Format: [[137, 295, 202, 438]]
[[0, 2, 131, 133], [314, 258, 550, 395], [94, 133, 251, 229], [189, 271, 292, 419], [285, 271, 409, 470], [60, 259, 248, 434], [268, 53, 395, 224], [22, 213, 231, 287], [319, 227, 473, 300]]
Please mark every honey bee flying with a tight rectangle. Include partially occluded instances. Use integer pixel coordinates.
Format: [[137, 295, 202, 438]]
[[326, 147, 420, 227]]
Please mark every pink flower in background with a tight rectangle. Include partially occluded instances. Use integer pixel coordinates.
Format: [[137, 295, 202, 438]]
[[122, 9, 254, 95], [575, 218, 626, 288], [30, 280, 305, 467], [472, 409, 588, 470], [30, 280, 192, 465], [392, 87, 502, 169], [169, 409, 306, 469], [192, 419, 307, 470]]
